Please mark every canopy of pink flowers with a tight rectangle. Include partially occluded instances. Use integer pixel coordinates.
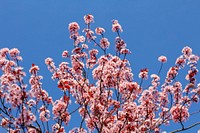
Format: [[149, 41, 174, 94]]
[[0, 14, 199, 133]]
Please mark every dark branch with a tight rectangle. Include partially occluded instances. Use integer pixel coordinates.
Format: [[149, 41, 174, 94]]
[[170, 122, 200, 133]]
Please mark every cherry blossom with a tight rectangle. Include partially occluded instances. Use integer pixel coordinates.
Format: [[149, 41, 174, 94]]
[[0, 48, 9, 57], [68, 22, 80, 40], [84, 14, 94, 24], [100, 38, 110, 49], [182, 46, 192, 58], [139, 68, 149, 80], [68, 22, 80, 32], [62, 50, 69, 58], [0, 14, 199, 133], [112, 20, 123, 32], [158, 56, 167, 63], [83, 29, 96, 41], [170, 104, 189, 123], [95, 27, 105, 35]]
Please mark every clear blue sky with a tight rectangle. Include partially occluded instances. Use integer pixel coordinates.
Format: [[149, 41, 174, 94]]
[[0, 0, 200, 132]]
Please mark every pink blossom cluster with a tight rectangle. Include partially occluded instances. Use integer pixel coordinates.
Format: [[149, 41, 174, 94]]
[[84, 14, 94, 24], [99, 38, 110, 49], [52, 99, 70, 125], [0, 15, 200, 133], [95, 27, 105, 35], [112, 20, 123, 32], [68, 22, 80, 40], [139, 68, 149, 80], [170, 104, 189, 123]]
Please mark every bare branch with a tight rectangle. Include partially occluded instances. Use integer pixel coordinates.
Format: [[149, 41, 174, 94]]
[[170, 122, 200, 133]]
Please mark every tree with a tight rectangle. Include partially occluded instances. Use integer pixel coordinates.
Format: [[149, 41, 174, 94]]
[[0, 14, 199, 133]]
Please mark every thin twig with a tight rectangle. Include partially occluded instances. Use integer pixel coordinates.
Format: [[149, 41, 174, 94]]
[[170, 122, 200, 133]]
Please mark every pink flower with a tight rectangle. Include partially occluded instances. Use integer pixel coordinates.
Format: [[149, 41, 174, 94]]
[[85, 117, 96, 131], [126, 82, 139, 92], [45, 57, 53, 65], [151, 74, 160, 87], [46, 97, 53, 104], [77, 35, 85, 43], [112, 20, 123, 32], [59, 62, 69, 72], [73, 35, 86, 46], [175, 55, 186, 67], [166, 66, 178, 82], [139, 68, 149, 80], [39, 110, 50, 122], [60, 112, 71, 125], [52, 99, 67, 117], [72, 47, 82, 54], [1, 118, 9, 127], [188, 54, 199, 65], [83, 29, 96, 41], [68, 22, 80, 32], [182, 46, 192, 58], [115, 37, 126, 52], [68, 22, 80, 40], [13, 66, 26, 77], [170, 104, 189, 122], [89, 49, 98, 59], [158, 56, 167, 63], [185, 69, 198, 81], [82, 44, 88, 49], [86, 59, 96, 69], [15, 107, 36, 126], [173, 82, 182, 91], [29, 64, 40, 74], [7, 48, 22, 60], [151, 74, 160, 81], [52, 124, 66, 133], [62, 50, 69, 58], [120, 48, 131, 54], [95, 27, 105, 35], [0, 58, 6, 69], [0, 48, 9, 57], [9, 48, 20, 57], [84, 14, 94, 24], [100, 38, 110, 49], [45, 57, 56, 72], [27, 99, 36, 107], [57, 79, 71, 91]]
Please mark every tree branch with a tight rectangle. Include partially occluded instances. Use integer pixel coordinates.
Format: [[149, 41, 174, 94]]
[[170, 122, 200, 133]]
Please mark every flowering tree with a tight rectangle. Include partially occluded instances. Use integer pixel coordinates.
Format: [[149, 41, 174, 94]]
[[0, 14, 200, 133]]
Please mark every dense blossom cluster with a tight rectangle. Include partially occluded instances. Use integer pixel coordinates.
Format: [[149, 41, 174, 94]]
[[0, 14, 200, 133]]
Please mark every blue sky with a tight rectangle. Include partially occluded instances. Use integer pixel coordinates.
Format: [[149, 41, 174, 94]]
[[0, 0, 200, 132]]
